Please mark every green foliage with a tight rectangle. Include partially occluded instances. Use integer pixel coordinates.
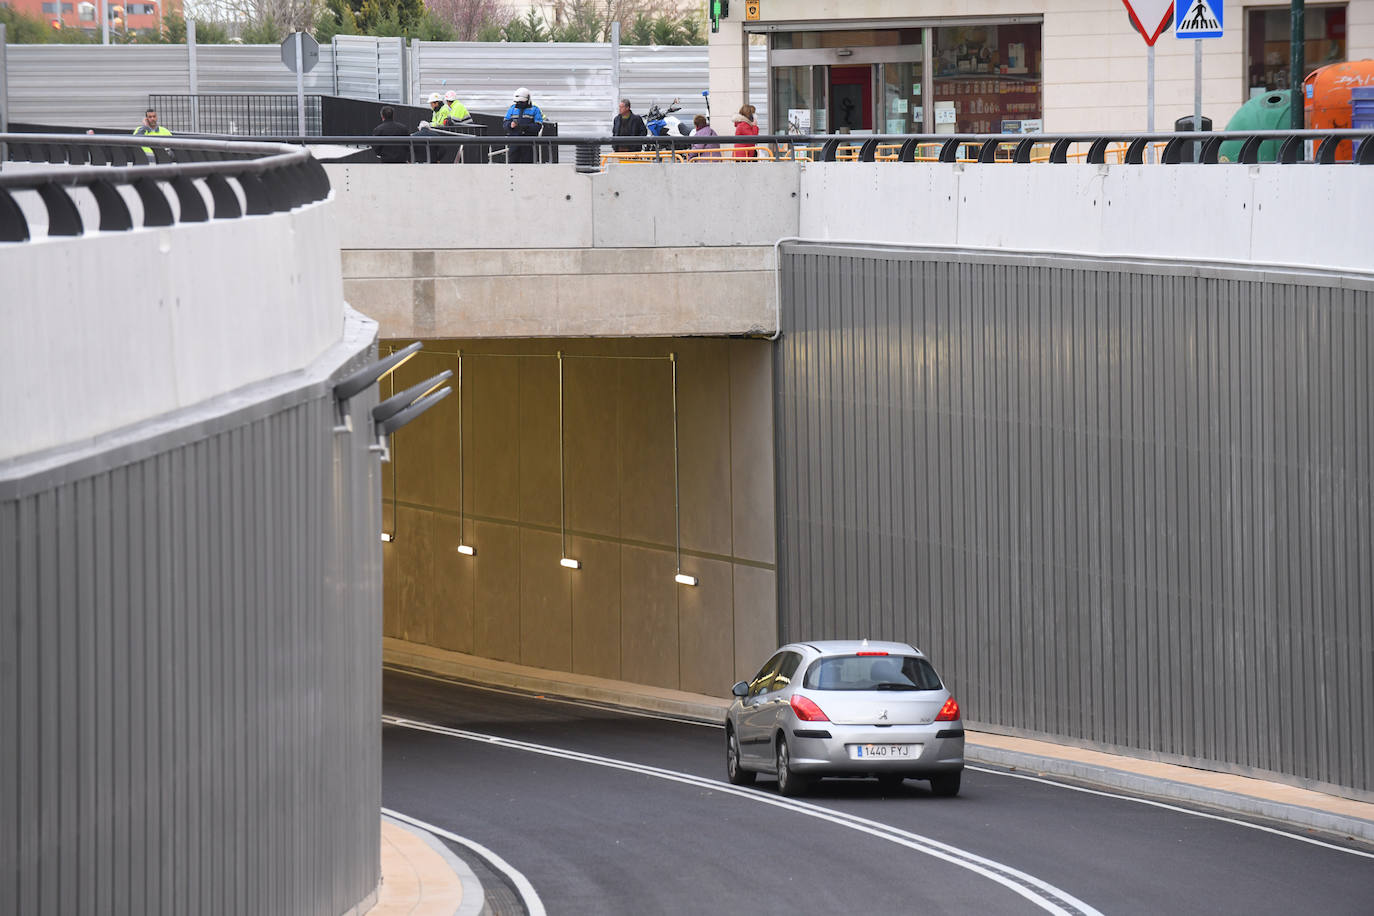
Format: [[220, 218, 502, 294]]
[[193, 20, 232, 43], [161, 11, 187, 43], [413, 10, 456, 40], [314, 0, 359, 42], [0, 6, 54, 43], [626, 12, 653, 45], [501, 8, 548, 42], [550, 0, 605, 43], [355, 0, 425, 36], [239, 15, 284, 44], [474, 22, 503, 42]]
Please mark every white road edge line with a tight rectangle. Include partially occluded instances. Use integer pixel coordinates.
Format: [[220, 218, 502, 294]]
[[965, 765, 1374, 859], [384, 714, 1102, 916], [383, 664, 719, 727], [381, 806, 548, 916]]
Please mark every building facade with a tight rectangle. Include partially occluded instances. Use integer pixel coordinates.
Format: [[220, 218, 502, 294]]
[[0, 0, 180, 35], [708, 0, 1372, 133]]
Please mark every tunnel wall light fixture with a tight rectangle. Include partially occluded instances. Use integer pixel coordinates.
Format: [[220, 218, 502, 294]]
[[557, 351, 580, 571], [455, 351, 476, 558], [670, 353, 697, 587]]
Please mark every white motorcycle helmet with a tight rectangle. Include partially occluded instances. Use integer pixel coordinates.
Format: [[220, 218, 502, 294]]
[[513, 87, 531, 104]]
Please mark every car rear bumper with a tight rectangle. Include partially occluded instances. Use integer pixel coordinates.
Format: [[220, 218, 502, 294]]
[[787, 724, 965, 776]]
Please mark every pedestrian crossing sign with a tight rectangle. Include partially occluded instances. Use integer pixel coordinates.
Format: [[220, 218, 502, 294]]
[[1176, 0, 1223, 39]]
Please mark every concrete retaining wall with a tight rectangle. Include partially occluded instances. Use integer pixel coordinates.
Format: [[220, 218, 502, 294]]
[[327, 162, 1373, 340], [0, 199, 344, 462]]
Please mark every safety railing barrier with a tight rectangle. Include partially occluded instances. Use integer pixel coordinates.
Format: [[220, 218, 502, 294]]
[[234, 128, 1374, 171], [150, 93, 325, 137], [0, 133, 332, 243]]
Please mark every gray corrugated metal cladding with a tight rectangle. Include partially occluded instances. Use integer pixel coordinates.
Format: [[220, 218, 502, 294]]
[[0, 357, 384, 914], [774, 242, 1374, 798]]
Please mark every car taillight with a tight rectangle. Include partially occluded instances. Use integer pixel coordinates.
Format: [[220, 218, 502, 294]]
[[935, 697, 960, 722], [790, 694, 830, 722]]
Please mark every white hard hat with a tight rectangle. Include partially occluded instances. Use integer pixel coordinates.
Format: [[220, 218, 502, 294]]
[[444, 90, 457, 103], [428, 92, 443, 104], [513, 87, 531, 102]]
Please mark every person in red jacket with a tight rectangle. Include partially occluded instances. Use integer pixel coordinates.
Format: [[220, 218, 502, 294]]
[[732, 104, 759, 158]]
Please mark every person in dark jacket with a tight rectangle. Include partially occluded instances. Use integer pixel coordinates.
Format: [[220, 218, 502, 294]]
[[611, 98, 647, 153], [371, 106, 412, 163], [504, 87, 544, 164]]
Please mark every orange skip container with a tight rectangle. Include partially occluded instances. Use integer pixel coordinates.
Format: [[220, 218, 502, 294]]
[[1304, 59, 1374, 161]]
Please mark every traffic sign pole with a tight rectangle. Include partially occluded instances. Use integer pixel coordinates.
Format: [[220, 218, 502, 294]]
[[1194, 38, 1202, 131], [296, 31, 306, 137]]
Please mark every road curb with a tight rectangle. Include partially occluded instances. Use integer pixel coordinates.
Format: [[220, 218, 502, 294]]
[[965, 744, 1374, 845]]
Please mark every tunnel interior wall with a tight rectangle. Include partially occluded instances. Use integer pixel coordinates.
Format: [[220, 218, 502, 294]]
[[774, 242, 1374, 799], [0, 327, 384, 915], [379, 336, 777, 692]]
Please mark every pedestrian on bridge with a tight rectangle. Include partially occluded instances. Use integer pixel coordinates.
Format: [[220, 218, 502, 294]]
[[612, 99, 647, 153], [732, 104, 759, 159], [133, 108, 171, 158], [504, 87, 544, 164], [372, 106, 412, 163]]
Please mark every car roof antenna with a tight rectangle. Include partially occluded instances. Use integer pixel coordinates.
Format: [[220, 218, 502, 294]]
[[861, 637, 869, 646]]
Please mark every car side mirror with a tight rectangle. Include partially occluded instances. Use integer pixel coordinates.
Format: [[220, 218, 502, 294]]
[[731, 681, 749, 698]]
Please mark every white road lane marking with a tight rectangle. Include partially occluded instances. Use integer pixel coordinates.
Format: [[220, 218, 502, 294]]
[[382, 806, 548, 916], [966, 766, 1374, 859], [385, 714, 1103, 916], [386, 668, 1373, 859]]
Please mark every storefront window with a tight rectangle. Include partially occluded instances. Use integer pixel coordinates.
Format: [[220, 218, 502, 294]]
[[1246, 4, 1346, 94], [773, 66, 829, 133], [881, 61, 922, 133], [932, 23, 1043, 134]]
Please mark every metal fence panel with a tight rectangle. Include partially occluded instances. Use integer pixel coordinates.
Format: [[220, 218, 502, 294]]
[[194, 44, 336, 94], [774, 242, 1374, 798], [411, 41, 768, 136], [333, 35, 404, 103], [0, 355, 383, 914], [5, 44, 190, 128]]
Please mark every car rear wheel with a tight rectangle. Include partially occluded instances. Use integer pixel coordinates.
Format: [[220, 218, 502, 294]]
[[775, 735, 808, 797], [929, 771, 961, 797], [726, 728, 755, 786]]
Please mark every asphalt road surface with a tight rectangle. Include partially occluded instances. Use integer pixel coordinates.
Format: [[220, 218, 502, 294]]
[[382, 668, 1374, 916]]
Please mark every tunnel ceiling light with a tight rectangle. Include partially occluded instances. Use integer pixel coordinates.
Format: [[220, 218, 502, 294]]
[[675, 573, 698, 587], [560, 557, 581, 570], [457, 544, 475, 556], [380, 532, 395, 543]]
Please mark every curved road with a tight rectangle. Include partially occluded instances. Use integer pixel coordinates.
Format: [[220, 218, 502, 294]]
[[382, 669, 1374, 915]]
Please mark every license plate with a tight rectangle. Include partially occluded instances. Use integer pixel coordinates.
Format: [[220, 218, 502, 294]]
[[849, 744, 921, 759]]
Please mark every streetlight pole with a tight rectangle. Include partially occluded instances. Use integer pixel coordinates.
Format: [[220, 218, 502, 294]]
[[1290, 0, 1305, 129]]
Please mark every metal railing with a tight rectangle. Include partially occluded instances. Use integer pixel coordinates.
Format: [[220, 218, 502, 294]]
[[234, 128, 1374, 170], [149, 94, 325, 137], [0, 133, 331, 242]]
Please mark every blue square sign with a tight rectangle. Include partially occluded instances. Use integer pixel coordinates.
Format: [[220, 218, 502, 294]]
[[1176, 0, 1224, 39]]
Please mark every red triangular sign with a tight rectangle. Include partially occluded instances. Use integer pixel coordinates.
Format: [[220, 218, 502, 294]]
[[1121, 0, 1175, 46]]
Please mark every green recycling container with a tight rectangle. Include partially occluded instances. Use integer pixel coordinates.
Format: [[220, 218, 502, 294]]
[[1218, 90, 1292, 163]]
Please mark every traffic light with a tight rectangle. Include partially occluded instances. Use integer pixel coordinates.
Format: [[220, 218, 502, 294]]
[[710, 0, 728, 34]]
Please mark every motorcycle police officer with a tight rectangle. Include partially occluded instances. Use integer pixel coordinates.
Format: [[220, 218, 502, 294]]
[[504, 87, 544, 164]]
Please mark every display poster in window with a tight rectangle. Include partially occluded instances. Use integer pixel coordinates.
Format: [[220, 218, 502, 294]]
[[787, 109, 812, 134]]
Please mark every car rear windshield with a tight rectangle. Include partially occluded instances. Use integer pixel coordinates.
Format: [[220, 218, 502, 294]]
[[802, 655, 943, 691]]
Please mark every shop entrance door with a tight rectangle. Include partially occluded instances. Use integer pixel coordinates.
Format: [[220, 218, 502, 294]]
[[829, 65, 873, 132]]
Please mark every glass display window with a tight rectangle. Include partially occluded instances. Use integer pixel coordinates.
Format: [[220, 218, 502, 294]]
[[932, 23, 1044, 134], [1246, 4, 1346, 94]]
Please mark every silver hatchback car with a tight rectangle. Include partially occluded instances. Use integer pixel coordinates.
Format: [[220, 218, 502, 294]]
[[726, 640, 965, 797]]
